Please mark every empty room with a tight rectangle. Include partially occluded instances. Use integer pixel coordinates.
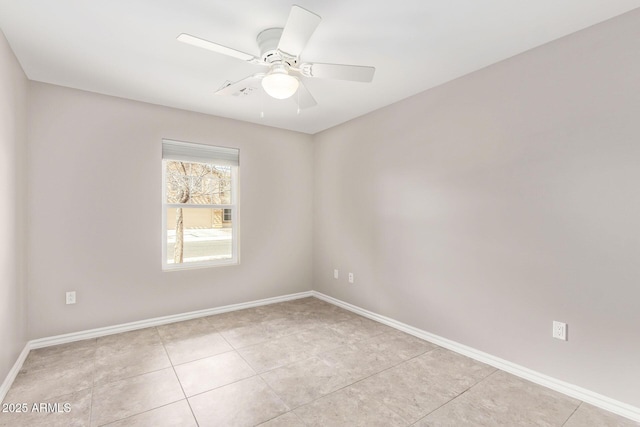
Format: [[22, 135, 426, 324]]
[[1, 1, 639, 426]]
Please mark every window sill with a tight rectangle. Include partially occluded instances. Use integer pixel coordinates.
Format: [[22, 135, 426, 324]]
[[162, 258, 239, 272]]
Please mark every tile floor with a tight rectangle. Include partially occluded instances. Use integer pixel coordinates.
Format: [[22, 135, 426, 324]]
[[0, 297, 637, 426]]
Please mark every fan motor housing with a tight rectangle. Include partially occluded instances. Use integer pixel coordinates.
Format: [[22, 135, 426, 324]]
[[257, 28, 297, 66]]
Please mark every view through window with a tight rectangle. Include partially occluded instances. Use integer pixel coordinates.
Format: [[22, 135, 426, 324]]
[[162, 140, 238, 269]]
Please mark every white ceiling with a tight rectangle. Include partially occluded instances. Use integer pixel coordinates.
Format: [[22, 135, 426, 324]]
[[1, 1, 638, 134]]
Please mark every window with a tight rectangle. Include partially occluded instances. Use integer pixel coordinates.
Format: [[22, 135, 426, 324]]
[[162, 139, 239, 269]]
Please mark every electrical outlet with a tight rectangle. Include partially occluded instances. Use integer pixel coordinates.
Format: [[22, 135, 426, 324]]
[[552, 321, 567, 341], [334, 269, 339, 279], [348, 273, 354, 284], [66, 291, 76, 305]]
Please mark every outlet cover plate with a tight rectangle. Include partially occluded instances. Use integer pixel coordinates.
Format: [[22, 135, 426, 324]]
[[553, 321, 567, 340], [66, 291, 76, 305]]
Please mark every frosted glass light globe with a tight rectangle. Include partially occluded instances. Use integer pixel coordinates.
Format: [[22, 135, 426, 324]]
[[262, 66, 299, 99]]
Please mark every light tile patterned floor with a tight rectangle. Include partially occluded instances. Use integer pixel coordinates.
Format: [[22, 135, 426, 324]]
[[0, 297, 637, 426]]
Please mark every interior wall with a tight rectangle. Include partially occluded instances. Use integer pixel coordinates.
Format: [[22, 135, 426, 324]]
[[313, 9, 640, 407], [0, 31, 28, 381], [27, 82, 313, 339]]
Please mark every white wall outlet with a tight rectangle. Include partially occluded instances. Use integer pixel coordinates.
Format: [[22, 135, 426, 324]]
[[552, 321, 567, 340], [334, 269, 339, 279], [66, 291, 76, 305], [348, 273, 354, 284]]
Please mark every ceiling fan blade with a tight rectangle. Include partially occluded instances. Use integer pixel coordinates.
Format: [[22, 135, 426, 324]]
[[294, 81, 317, 109], [177, 33, 259, 63], [302, 63, 375, 82], [277, 5, 321, 58], [215, 74, 264, 96]]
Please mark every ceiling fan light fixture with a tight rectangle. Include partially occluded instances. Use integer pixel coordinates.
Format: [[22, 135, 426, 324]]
[[261, 64, 299, 99], [180, 5, 375, 110]]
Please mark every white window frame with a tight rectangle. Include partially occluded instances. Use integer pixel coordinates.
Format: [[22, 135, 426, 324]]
[[161, 141, 239, 271]]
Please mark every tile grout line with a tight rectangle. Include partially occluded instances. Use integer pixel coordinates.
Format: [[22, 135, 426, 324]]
[[189, 304, 403, 421], [91, 365, 172, 388], [5, 301, 412, 426], [89, 329, 191, 426], [170, 348, 236, 368], [410, 368, 500, 426], [203, 314, 296, 425], [226, 339, 291, 417], [185, 374, 264, 400], [88, 338, 98, 426], [212, 321, 318, 353], [105, 308, 424, 423], [156, 324, 281, 402], [205, 316, 260, 382], [156, 326, 200, 427], [185, 320, 266, 401], [252, 373, 292, 424], [272, 340, 440, 422], [204, 303, 382, 353], [94, 400, 187, 427], [255, 321, 392, 377], [561, 401, 583, 427], [2, 340, 98, 425], [245, 308, 392, 424], [308, 346, 440, 423]]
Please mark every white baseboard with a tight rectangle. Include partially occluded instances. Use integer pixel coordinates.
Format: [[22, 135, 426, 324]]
[[312, 291, 640, 423], [0, 290, 313, 402], [0, 344, 30, 403], [30, 291, 313, 349]]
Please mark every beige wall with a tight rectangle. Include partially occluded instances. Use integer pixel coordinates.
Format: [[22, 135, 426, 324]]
[[27, 82, 314, 338], [0, 31, 28, 382], [313, 9, 640, 408]]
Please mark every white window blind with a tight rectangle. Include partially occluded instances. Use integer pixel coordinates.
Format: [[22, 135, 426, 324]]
[[162, 139, 239, 166]]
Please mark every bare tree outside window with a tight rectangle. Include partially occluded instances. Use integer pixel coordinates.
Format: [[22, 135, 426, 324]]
[[165, 160, 232, 264]]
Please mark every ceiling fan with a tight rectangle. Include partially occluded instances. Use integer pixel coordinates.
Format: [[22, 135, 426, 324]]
[[177, 5, 376, 109]]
